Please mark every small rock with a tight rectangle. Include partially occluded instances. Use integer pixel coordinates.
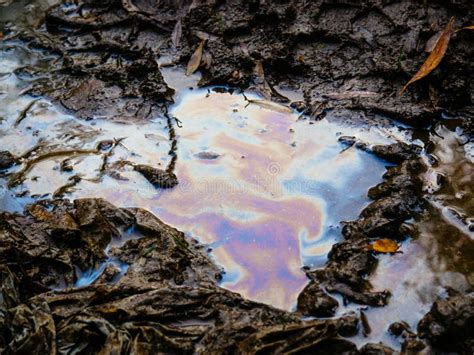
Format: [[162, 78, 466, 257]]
[[96, 263, 122, 283], [60, 159, 74, 172], [297, 281, 339, 317], [401, 336, 426, 353], [371, 143, 422, 164], [290, 101, 306, 112], [134, 164, 178, 188], [96, 140, 114, 151], [388, 321, 411, 337], [0, 151, 16, 170], [417, 291, 474, 353]]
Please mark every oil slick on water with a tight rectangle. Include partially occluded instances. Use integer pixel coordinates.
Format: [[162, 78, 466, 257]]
[[2, 40, 472, 350], [0, 46, 397, 309], [350, 121, 473, 349]]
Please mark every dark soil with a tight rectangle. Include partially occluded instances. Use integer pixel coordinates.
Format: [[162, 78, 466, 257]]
[[418, 290, 474, 353], [0, 198, 360, 353], [1, 0, 473, 353], [9, 0, 472, 128]]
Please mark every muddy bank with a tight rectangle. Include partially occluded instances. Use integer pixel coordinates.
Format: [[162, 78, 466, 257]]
[[6, 0, 473, 127], [299, 141, 425, 311], [0, 197, 361, 353], [0, 0, 473, 353]]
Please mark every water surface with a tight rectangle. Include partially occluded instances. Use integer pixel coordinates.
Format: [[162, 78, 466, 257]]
[[0, 45, 400, 308]]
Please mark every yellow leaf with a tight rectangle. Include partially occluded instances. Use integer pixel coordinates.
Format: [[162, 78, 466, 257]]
[[372, 239, 399, 253], [186, 39, 205, 76], [400, 17, 455, 95], [456, 25, 474, 32]]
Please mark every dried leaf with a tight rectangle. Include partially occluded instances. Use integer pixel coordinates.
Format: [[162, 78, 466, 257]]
[[245, 98, 292, 114], [202, 51, 212, 69], [171, 19, 182, 48], [372, 239, 399, 253], [456, 25, 474, 32], [400, 17, 455, 95], [424, 31, 442, 52], [254, 60, 265, 82], [186, 39, 205, 76], [252, 60, 272, 99]]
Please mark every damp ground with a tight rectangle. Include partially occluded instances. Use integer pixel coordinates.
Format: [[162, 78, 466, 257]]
[[0, 1, 473, 352], [1, 41, 473, 350]]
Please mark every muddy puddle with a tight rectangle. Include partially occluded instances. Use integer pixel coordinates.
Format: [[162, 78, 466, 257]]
[[0, 45, 406, 308], [350, 122, 473, 348], [1, 19, 473, 351]]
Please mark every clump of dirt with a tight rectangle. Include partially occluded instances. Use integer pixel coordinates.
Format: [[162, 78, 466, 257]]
[[0, 151, 16, 170], [16, 3, 175, 121], [133, 164, 178, 188], [0, 198, 219, 297], [418, 290, 474, 353]]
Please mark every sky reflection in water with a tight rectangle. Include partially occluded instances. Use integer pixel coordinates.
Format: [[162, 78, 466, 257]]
[[0, 47, 395, 309]]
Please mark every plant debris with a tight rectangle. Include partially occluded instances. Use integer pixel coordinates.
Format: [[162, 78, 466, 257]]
[[456, 25, 474, 32], [242, 93, 292, 114], [14, 99, 39, 127], [371, 239, 400, 254], [400, 17, 455, 95], [186, 39, 206, 76]]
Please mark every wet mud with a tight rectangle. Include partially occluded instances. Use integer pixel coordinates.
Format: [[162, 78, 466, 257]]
[[1, 0, 473, 353]]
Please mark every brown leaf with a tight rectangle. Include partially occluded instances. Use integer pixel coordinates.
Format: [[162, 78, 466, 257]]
[[372, 239, 399, 253], [186, 39, 205, 76], [252, 60, 272, 99], [202, 51, 212, 69], [400, 17, 455, 95], [254, 60, 265, 82], [424, 31, 442, 52], [456, 25, 474, 32], [171, 18, 182, 48]]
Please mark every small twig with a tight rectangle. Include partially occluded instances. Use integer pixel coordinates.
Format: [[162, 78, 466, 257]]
[[174, 116, 183, 128], [8, 148, 100, 188], [14, 99, 40, 127], [99, 137, 126, 173], [53, 175, 82, 198]]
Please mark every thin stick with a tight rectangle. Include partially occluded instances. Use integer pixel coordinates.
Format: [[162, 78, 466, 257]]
[[14, 99, 40, 127]]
